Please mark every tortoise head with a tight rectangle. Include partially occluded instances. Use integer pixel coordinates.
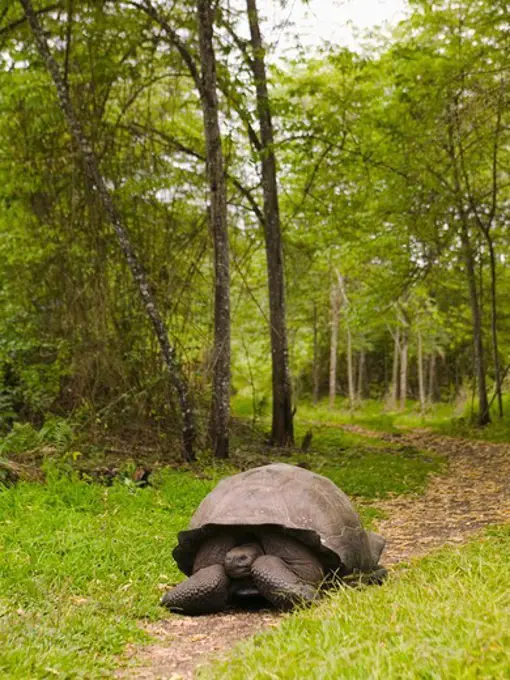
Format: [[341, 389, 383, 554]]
[[224, 541, 263, 578]]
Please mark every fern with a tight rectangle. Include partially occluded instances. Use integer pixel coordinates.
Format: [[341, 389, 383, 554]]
[[0, 423, 39, 454], [38, 417, 74, 452], [0, 393, 16, 430], [0, 417, 74, 455]]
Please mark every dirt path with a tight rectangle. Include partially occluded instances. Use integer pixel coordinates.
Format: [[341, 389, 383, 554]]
[[119, 429, 510, 679], [345, 426, 510, 564]]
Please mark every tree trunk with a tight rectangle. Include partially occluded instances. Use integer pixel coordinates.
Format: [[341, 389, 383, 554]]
[[357, 351, 366, 402], [417, 332, 426, 413], [335, 269, 354, 407], [448, 118, 491, 427], [312, 302, 320, 405], [399, 329, 408, 412], [197, 0, 231, 459], [428, 353, 437, 403], [329, 277, 340, 410], [346, 328, 355, 408], [487, 237, 503, 418], [390, 328, 400, 409], [459, 222, 491, 425], [246, 0, 293, 446], [20, 0, 196, 460]]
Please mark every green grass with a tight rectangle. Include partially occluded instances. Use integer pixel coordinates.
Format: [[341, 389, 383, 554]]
[[296, 398, 456, 433], [233, 393, 460, 435], [203, 526, 510, 680], [294, 396, 510, 443], [436, 407, 510, 443], [291, 423, 444, 498], [0, 466, 218, 679], [0, 421, 443, 679]]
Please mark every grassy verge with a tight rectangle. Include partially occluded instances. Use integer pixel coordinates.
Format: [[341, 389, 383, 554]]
[[0, 422, 442, 679], [290, 422, 443, 498], [293, 396, 510, 443], [203, 526, 510, 680], [0, 467, 216, 679]]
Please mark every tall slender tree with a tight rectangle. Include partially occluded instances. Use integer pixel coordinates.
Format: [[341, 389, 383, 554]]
[[19, 0, 196, 460], [130, 0, 231, 456], [329, 274, 340, 409], [246, 0, 294, 446], [197, 0, 231, 458]]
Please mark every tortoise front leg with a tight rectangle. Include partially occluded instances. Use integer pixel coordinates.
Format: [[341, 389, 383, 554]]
[[160, 564, 230, 615], [251, 555, 320, 611], [342, 567, 388, 586]]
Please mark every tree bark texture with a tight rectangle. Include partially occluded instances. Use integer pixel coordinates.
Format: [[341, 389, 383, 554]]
[[487, 238, 503, 418], [246, 0, 293, 446], [428, 353, 437, 403], [459, 222, 491, 425], [336, 269, 354, 407], [329, 277, 340, 410], [399, 329, 408, 412], [346, 329, 354, 407], [197, 0, 231, 459], [390, 328, 400, 409], [448, 119, 490, 426], [357, 351, 366, 402], [312, 302, 320, 404], [417, 332, 426, 413], [19, 0, 196, 460]]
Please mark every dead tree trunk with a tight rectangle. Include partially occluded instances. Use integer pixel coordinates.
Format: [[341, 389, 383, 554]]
[[246, 0, 293, 446], [329, 277, 340, 409], [20, 0, 195, 460], [197, 0, 231, 459]]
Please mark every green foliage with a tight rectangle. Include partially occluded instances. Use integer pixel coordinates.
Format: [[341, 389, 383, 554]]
[[297, 399, 457, 433], [204, 526, 510, 679], [0, 423, 40, 455], [0, 417, 74, 455], [1, 0, 509, 436], [439, 395, 510, 443]]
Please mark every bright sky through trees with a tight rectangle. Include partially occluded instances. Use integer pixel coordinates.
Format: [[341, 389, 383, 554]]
[[258, 0, 409, 55]]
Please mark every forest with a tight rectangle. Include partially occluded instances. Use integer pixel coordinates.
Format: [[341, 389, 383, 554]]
[[0, 1, 509, 678]]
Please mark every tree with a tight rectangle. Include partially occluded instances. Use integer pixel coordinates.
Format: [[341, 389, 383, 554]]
[[19, 0, 196, 459], [124, 0, 232, 456], [245, 0, 294, 446], [197, 0, 231, 458], [329, 272, 340, 409]]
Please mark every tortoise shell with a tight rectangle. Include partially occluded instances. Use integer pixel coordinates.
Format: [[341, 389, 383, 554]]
[[173, 463, 385, 577]]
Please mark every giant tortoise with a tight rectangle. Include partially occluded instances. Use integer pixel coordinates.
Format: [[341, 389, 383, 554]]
[[161, 463, 387, 614]]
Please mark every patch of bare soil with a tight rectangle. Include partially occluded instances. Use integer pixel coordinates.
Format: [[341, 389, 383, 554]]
[[118, 428, 510, 679], [117, 611, 280, 679]]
